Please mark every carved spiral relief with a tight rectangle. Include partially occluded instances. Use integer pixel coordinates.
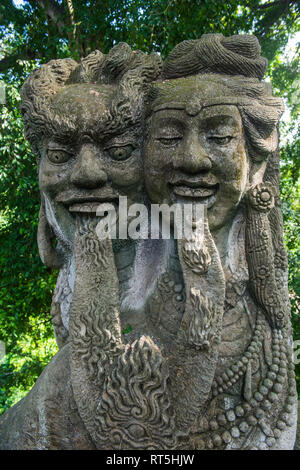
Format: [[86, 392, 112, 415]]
[[95, 336, 179, 450]]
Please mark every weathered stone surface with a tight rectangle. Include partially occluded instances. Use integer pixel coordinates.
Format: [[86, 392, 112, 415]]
[[295, 402, 300, 450], [0, 34, 297, 450], [0, 344, 95, 449]]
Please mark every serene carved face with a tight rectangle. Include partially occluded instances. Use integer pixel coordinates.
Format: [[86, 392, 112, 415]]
[[39, 83, 144, 243], [144, 77, 249, 231]]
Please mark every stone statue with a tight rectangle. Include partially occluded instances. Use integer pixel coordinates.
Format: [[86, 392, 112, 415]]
[[0, 34, 297, 450]]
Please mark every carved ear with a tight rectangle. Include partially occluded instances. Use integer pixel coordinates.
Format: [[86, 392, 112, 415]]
[[38, 198, 64, 269]]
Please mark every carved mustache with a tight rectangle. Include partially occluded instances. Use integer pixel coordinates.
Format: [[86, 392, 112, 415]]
[[55, 188, 120, 205]]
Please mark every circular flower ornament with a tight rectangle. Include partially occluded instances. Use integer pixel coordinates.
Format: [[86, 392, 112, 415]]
[[247, 182, 275, 212], [276, 310, 285, 327], [265, 293, 276, 307], [256, 264, 270, 280], [274, 248, 288, 270]]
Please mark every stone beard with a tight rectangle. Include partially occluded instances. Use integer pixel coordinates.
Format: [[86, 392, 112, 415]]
[[0, 35, 297, 450]]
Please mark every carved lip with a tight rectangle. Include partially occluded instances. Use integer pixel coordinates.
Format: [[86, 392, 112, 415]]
[[169, 176, 218, 188], [172, 185, 217, 198], [56, 190, 120, 213], [170, 182, 219, 205]]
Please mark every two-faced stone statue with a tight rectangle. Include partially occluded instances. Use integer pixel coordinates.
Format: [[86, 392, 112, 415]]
[[0, 35, 297, 450]]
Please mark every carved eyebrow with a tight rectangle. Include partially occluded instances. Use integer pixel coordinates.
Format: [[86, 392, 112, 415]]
[[44, 117, 137, 145], [91, 121, 142, 144], [152, 97, 252, 114], [42, 111, 79, 143], [44, 131, 73, 149], [198, 112, 241, 127], [45, 118, 141, 149], [153, 102, 186, 112], [151, 117, 186, 135], [47, 140, 74, 149]]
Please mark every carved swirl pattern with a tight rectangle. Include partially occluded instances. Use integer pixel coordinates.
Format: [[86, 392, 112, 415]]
[[71, 304, 123, 383], [182, 241, 211, 274], [94, 336, 179, 450]]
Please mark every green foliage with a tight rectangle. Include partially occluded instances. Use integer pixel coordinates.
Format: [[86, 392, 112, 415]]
[[0, 0, 299, 413], [0, 81, 58, 413], [280, 123, 300, 389], [122, 324, 133, 335], [1, 0, 299, 67]]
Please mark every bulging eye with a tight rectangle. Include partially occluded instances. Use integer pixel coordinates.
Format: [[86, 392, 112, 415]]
[[107, 145, 134, 161], [47, 149, 72, 164], [208, 136, 233, 145]]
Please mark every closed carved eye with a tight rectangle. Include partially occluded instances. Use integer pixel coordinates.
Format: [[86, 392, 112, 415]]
[[47, 149, 72, 164], [207, 135, 233, 145], [107, 144, 134, 161], [156, 136, 182, 147]]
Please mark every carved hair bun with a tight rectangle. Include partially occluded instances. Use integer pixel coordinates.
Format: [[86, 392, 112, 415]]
[[162, 34, 268, 80]]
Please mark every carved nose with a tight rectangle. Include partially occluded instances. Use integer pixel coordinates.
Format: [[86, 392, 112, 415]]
[[174, 134, 212, 174], [70, 147, 108, 189]]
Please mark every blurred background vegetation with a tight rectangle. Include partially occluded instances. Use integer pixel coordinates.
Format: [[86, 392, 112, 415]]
[[0, 0, 299, 414]]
